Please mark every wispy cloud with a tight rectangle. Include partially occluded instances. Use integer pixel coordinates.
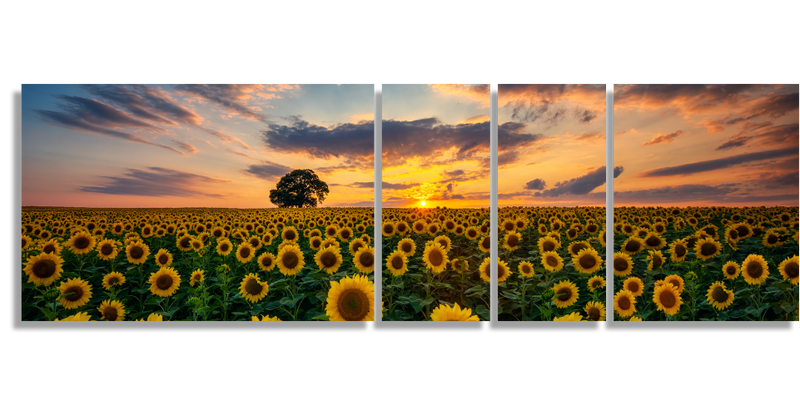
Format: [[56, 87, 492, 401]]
[[79, 167, 229, 198], [640, 147, 797, 177]]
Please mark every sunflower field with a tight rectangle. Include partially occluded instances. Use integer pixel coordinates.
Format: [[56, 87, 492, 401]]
[[612, 206, 799, 321], [381, 207, 606, 322], [21, 207, 376, 321]]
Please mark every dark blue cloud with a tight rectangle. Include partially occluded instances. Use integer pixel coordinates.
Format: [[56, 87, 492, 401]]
[[524, 178, 546, 190], [243, 161, 293, 181], [535, 166, 623, 197], [80, 167, 229, 198], [640, 147, 797, 177]]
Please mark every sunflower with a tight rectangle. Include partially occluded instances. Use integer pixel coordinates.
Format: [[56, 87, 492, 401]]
[[98, 300, 125, 321], [663, 274, 685, 293], [55, 312, 93, 321], [236, 242, 256, 264], [694, 238, 721, 261], [465, 226, 480, 240], [386, 249, 408, 277], [551, 280, 579, 309], [21, 235, 32, 250], [623, 277, 644, 297], [573, 248, 602, 274], [277, 244, 306, 276], [502, 231, 522, 251], [281, 226, 299, 243], [23, 252, 64, 286], [613, 290, 636, 318], [647, 250, 665, 271], [309, 236, 323, 251], [353, 245, 375, 274], [653, 283, 683, 316], [587, 276, 606, 291], [347, 238, 366, 256], [669, 239, 688, 262], [583, 301, 606, 321], [620, 236, 645, 255], [706, 281, 735, 310], [95, 239, 119, 260], [517, 261, 535, 278], [478, 257, 509, 283], [567, 241, 590, 257], [721, 261, 741, 280], [189, 269, 205, 286], [337, 227, 353, 241], [251, 315, 282, 321], [102, 271, 126, 290], [239, 273, 269, 303], [315, 246, 343, 274], [382, 222, 396, 237], [643, 232, 666, 250], [154, 248, 173, 267], [613, 252, 634, 277], [67, 231, 96, 255], [58, 278, 92, 309], [257, 252, 277, 272], [326, 274, 374, 321], [216, 238, 233, 256], [629, 316, 643, 321], [741, 254, 769, 285], [126, 241, 150, 265], [422, 243, 448, 274], [148, 267, 181, 297], [553, 312, 584, 321], [778, 255, 799, 284], [430, 303, 480, 321], [433, 235, 452, 252], [176, 235, 193, 252], [136, 313, 164, 321], [478, 234, 492, 253], [397, 238, 416, 257], [762, 231, 782, 247], [541, 251, 564, 272]]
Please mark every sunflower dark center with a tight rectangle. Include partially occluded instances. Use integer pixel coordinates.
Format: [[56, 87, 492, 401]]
[[285, 230, 296, 240], [245, 278, 263, 295], [359, 251, 374, 267], [337, 289, 369, 321], [180, 237, 191, 248], [156, 274, 173, 290], [728, 230, 738, 239], [660, 290, 677, 308], [618, 296, 631, 310], [579, 254, 596, 269], [341, 230, 351, 239], [725, 265, 737, 275], [507, 235, 519, 247], [400, 242, 411, 253], [240, 247, 251, 258], [626, 280, 640, 293], [542, 241, 555, 251], [220, 243, 230, 252], [711, 286, 728, 303], [261, 256, 273, 267], [321, 251, 337, 267], [33, 259, 57, 278], [467, 230, 477, 237], [384, 225, 394, 234], [521, 265, 532, 274], [100, 244, 113, 255], [158, 255, 168, 265], [74, 237, 90, 249], [625, 240, 640, 252], [587, 307, 600, 321], [391, 256, 404, 270], [652, 255, 663, 268], [282, 252, 299, 268], [556, 287, 572, 302], [428, 250, 444, 266], [614, 258, 629, 272], [675, 244, 686, 257], [546, 256, 558, 267], [645, 236, 661, 247], [592, 280, 602, 288], [482, 238, 491, 250], [785, 262, 799, 278], [130, 246, 144, 259], [767, 234, 778, 244], [571, 243, 588, 255], [746, 261, 763, 279], [700, 242, 717, 256], [103, 306, 118, 321], [107, 277, 120, 286], [498, 265, 507, 280], [736, 226, 748, 237], [64, 286, 83, 302], [504, 222, 514, 231]]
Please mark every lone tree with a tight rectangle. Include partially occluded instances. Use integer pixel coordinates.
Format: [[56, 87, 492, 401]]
[[269, 169, 329, 208]]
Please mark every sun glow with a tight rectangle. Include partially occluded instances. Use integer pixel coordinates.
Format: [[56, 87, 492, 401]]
[[420, 200, 426, 206]]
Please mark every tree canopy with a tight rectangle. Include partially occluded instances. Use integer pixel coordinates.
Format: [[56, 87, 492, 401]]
[[269, 169, 329, 208]]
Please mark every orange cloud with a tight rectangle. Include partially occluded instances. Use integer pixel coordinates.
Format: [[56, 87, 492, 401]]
[[429, 84, 490, 107], [460, 114, 490, 124]]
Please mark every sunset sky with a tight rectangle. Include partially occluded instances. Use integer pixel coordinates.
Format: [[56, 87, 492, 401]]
[[614, 84, 799, 207], [22, 84, 374, 208]]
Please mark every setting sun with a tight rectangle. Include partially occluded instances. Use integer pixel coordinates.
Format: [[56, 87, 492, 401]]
[[420, 200, 426, 206]]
